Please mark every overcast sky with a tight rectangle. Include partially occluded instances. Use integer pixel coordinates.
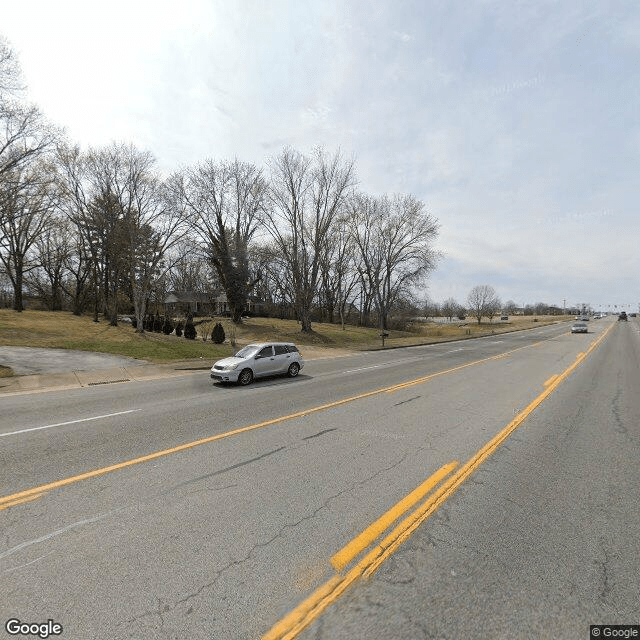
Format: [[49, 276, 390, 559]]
[[3, 0, 638, 311]]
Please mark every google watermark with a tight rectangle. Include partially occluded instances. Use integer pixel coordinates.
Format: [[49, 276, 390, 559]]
[[5, 619, 63, 639], [590, 626, 639, 638]]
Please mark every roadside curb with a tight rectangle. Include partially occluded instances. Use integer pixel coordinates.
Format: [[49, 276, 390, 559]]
[[0, 364, 204, 397]]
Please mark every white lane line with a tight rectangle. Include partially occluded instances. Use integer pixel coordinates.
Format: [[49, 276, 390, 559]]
[[0, 409, 140, 438], [489, 340, 504, 344], [4, 552, 54, 573], [0, 509, 124, 561], [342, 361, 406, 374]]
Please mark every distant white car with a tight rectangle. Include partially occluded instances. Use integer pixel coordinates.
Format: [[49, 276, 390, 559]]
[[571, 321, 588, 334], [210, 342, 304, 385]]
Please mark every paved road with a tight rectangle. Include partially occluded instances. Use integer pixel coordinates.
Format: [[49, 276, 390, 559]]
[[1, 317, 638, 639], [0, 346, 146, 375]]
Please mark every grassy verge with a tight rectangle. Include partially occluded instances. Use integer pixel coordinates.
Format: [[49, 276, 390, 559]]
[[0, 365, 14, 378], [0, 309, 570, 362]]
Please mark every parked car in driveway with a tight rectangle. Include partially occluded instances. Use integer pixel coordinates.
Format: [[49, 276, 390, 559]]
[[571, 321, 588, 333], [210, 342, 304, 385]]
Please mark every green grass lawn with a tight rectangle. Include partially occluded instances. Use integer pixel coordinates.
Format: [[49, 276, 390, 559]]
[[0, 310, 569, 364]]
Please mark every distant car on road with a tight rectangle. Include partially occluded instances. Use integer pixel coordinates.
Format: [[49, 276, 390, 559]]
[[210, 342, 304, 385], [580, 316, 589, 321], [630, 313, 637, 318], [571, 321, 588, 333], [618, 312, 628, 321]]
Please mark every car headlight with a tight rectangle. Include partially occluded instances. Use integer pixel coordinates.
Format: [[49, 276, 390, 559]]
[[228, 363, 239, 370]]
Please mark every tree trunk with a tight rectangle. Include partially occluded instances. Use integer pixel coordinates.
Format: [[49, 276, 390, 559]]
[[12, 260, 24, 311], [231, 304, 244, 325], [299, 305, 312, 332], [132, 286, 146, 334], [52, 278, 63, 311], [12, 278, 23, 312]]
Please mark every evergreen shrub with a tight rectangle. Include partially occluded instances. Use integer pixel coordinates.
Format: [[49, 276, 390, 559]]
[[212, 322, 226, 344]]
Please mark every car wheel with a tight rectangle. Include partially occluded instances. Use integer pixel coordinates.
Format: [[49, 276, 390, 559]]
[[238, 368, 253, 386], [287, 362, 300, 378]]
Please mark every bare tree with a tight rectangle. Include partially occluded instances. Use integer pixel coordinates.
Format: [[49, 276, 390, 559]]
[[56, 144, 105, 320], [349, 193, 439, 331], [441, 297, 460, 322], [264, 147, 355, 332], [0, 39, 57, 190], [486, 294, 502, 322], [57, 143, 185, 328], [167, 239, 216, 294], [318, 217, 360, 328], [504, 299, 518, 314], [26, 214, 72, 310], [0, 36, 24, 97], [534, 301, 549, 315], [467, 285, 501, 324], [62, 229, 93, 316], [0, 160, 58, 310], [422, 297, 440, 321], [253, 242, 296, 319], [177, 158, 268, 324], [123, 152, 187, 333]]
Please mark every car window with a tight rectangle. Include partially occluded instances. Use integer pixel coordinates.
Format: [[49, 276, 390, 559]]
[[257, 346, 273, 358], [274, 345, 289, 355], [235, 345, 259, 358], [286, 345, 299, 353]]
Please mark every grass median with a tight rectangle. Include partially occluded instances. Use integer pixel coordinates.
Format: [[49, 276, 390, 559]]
[[0, 310, 570, 363]]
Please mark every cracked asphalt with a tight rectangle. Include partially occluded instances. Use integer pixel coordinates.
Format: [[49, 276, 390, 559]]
[[299, 317, 640, 640], [1, 318, 639, 639]]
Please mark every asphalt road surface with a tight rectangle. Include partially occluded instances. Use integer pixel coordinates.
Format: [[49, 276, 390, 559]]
[[1, 317, 638, 640], [0, 346, 145, 375]]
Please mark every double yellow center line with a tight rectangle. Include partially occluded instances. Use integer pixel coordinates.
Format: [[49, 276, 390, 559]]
[[262, 321, 614, 639]]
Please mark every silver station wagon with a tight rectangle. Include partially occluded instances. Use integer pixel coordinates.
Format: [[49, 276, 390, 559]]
[[210, 342, 304, 385]]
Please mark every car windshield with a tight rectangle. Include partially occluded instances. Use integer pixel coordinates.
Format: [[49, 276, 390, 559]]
[[234, 345, 259, 358]]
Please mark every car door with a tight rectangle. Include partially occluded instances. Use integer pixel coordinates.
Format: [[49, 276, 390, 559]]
[[252, 345, 276, 377], [272, 344, 291, 373]]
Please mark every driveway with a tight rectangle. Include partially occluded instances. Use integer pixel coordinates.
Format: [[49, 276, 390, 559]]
[[0, 346, 146, 375]]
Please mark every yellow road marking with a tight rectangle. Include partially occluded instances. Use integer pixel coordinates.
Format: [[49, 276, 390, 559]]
[[262, 321, 615, 640], [0, 334, 559, 508], [331, 461, 458, 572], [543, 374, 558, 387], [0, 493, 44, 511]]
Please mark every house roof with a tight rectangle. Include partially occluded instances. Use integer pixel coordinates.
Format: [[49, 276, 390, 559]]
[[165, 291, 214, 304]]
